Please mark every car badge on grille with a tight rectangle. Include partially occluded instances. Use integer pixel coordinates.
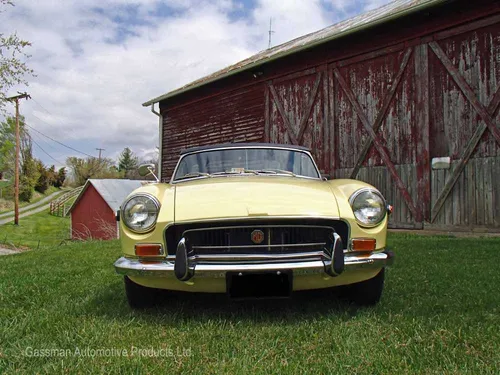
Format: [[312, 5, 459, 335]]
[[251, 229, 265, 244]]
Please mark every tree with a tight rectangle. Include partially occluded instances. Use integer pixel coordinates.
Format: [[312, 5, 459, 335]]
[[0, 115, 39, 201], [118, 147, 139, 178], [54, 167, 66, 188], [66, 156, 122, 186], [0, 115, 26, 177], [19, 175, 33, 201], [0, 1, 34, 112], [47, 165, 57, 186], [18, 132, 39, 201], [34, 160, 50, 194]]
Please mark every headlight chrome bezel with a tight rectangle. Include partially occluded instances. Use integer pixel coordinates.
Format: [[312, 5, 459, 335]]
[[349, 188, 387, 228], [121, 193, 161, 234]]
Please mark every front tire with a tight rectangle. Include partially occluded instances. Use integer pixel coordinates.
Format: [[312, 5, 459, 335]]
[[346, 268, 385, 306], [124, 276, 159, 309]]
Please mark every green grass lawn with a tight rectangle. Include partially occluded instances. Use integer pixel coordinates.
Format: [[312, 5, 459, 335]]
[[0, 210, 70, 248], [0, 234, 499, 374]]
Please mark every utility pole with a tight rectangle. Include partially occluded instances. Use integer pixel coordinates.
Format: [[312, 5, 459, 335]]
[[96, 148, 105, 160], [6, 92, 30, 225]]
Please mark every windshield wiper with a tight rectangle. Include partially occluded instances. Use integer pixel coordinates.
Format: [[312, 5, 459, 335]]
[[176, 172, 212, 180], [256, 169, 296, 177], [211, 169, 259, 176]]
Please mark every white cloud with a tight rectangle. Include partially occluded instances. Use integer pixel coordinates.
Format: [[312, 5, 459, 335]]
[[328, 0, 351, 11], [1, 0, 387, 167]]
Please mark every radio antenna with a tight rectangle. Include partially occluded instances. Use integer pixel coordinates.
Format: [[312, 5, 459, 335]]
[[268, 18, 275, 49]]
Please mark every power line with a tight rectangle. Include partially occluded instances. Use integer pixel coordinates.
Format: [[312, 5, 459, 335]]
[[28, 112, 96, 158], [25, 122, 94, 158], [29, 127, 60, 153], [30, 131, 67, 165], [28, 106, 104, 161], [29, 135, 65, 166], [31, 98, 53, 116]]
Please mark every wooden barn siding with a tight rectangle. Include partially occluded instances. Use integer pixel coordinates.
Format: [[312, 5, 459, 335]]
[[268, 15, 500, 229], [336, 157, 500, 230], [267, 68, 329, 167], [160, 0, 499, 230], [429, 157, 500, 230], [71, 184, 116, 240], [161, 84, 265, 178], [332, 15, 500, 229]]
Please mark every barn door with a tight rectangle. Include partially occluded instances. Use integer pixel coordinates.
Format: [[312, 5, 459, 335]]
[[331, 47, 427, 229], [265, 67, 329, 171], [264, 14, 500, 230], [426, 16, 500, 228]]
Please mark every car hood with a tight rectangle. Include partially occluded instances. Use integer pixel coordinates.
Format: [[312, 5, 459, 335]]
[[173, 176, 339, 222]]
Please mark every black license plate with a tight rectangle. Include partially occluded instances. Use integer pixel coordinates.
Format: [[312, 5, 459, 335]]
[[226, 271, 293, 299]]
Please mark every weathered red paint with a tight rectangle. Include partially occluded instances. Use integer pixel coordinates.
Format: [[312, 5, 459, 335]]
[[349, 48, 413, 179], [429, 40, 500, 221], [334, 65, 419, 220], [414, 43, 431, 223], [161, 84, 265, 176], [159, 0, 500, 230], [71, 184, 116, 240]]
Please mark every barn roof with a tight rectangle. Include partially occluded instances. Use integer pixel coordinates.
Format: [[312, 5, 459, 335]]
[[143, 0, 445, 107], [68, 179, 147, 214]]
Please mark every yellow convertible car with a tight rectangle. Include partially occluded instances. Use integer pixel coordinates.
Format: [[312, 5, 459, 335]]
[[114, 143, 394, 308]]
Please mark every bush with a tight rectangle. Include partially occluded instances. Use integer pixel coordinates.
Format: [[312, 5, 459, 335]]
[[54, 167, 66, 188], [0, 182, 14, 200], [35, 161, 51, 194], [19, 175, 34, 202]]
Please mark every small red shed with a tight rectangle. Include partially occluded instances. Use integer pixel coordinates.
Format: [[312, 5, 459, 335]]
[[69, 179, 145, 240]]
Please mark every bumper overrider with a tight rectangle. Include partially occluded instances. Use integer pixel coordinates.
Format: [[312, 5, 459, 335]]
[[114, 233, 394, 280]]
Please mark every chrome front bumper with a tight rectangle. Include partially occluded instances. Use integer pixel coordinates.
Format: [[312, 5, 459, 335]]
[[114, 250, 394, 279]]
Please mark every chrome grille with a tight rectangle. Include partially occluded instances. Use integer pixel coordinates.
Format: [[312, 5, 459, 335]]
[[165, 219, 349, 256], [184, 225, 333, 255]]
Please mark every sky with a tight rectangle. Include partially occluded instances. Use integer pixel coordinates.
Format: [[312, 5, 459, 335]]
[[1, 0, 391, 168]]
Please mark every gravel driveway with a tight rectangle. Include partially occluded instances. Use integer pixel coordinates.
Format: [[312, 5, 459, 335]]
[[0, 190, 65, 224]]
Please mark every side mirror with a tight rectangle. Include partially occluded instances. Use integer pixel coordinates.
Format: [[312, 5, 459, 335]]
[[321, 174, 331, 181], [138, 163, 159, 182], [138, 163, 155, 177]]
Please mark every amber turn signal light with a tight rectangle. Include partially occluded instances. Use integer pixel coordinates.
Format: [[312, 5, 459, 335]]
[[135, 244, 163, 257], [351, 238, 376, 252]]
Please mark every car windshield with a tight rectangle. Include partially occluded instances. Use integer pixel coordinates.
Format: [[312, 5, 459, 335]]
[[173, 147, 320, 181]]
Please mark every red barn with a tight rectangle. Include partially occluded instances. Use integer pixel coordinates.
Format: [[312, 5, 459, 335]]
[[69, 179, 145, 240], [143, 0, 500, 232]]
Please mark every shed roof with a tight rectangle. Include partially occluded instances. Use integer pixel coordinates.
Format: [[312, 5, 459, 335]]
[[143, 0, 445, 106], [68, 179, 148, 214]]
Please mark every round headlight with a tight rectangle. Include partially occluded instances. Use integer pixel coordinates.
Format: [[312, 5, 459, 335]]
[[121, 194, 160, 233], [349, 188, 386, 227]]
